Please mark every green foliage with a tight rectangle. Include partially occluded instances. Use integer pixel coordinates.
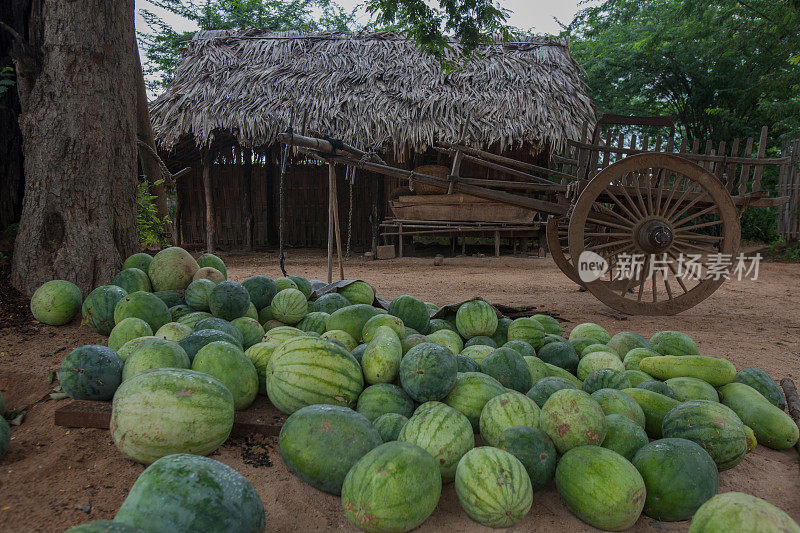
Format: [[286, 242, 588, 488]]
[[136, 178, 170, 247], [0, 67, 15, 109], [741, 207, 779, 243]]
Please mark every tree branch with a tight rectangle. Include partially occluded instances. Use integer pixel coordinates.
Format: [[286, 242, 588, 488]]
[[0, 20, 24, 42]]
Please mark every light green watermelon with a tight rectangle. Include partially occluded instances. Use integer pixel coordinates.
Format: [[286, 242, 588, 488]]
[[148, 247, 199, 292], [30, 279, 82, 325]]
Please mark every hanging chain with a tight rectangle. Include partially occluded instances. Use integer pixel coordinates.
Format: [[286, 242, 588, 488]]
[[345, 165, 355, 259], [278, 143, 289, 276]]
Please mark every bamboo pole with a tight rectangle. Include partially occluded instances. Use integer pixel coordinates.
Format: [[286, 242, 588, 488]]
[[202, 150, 215, 253], [329, 163, 345, 280], [327, 163, 334, 283]]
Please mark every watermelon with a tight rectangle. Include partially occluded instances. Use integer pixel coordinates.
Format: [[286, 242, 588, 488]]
[[733, 368, 786, 409], [169, 304, 193, 321], [582, 368, 631, 394], [556, 445, 645, 531], [152, 290, 184, 308], [178, 329, 241, 362], [463, 335, 497, 348], [577, 351, 625, 380], [229, 316, 265, 349], [455, 447, 533, 528], [601, 414, 649, 460], [661, 400, 747, 470], [497, 425, 556, 491], [327, 304, 385, 341], [718, 382, 799, 450], [175, 310, 212, 328], [532, 314, 562, 335], [279, 404, 381, 494], [479, 391, 540, 447], [623, 387, 680, 438], [507, 317, 546, 349], [591, 388, 646, 428], [454, 354, 479, 372], [58, 345, 123, 400], [639, 355, 736, 386], [154, 322, 192, 343], [244, 341, 279, 394], [372, 413, 409, 443], [112, 268, 152, 293], [294, 311, 328, 335], [194, 316, 244, 344], [427, 318, 457, 335], [0, 417, 8, 459], [122, 252, 153, 273], [196, 253, 227, 279], [82, 285, 128, 335], [274, 276, 298, 292], [65, 520, 145, 532], [208, 281, 251, 321], [623, 347, 661, 370], [263, 325, 306, 343], [607, 331, 651, 357], [192, 266, 225, 284], [117, 336, 159, 362], [148, 247, 199, 292], [192, 341, 259, 410], [443, 371, 506, 429], [689, 492, 800, 533], [581, 343, 620, 359], [341, 441, 441, 532], [541, 334, 564, 346], [649, 330, 699, 356], [184, 279, 215, 311], [502, 339, 535, 358], [455, 300, 498, 339], [623, 369, 653, 386], [388, 294, 430, 333], [666, 377, 719, 402], [637, 380, 676, 398], [460, 344, 494, 365], [321, 329, 358, 351], [539, 389, 606, 454], [544, 363, 583, 386], [269, 288, 307, 325], [744, 425, 757, 452], [568, 336, 596, 355], [30, 279, 82, 325], [537, 341, 579, 374], [569, 323, 611, 345], [399, 342, 458, 402], [308, 293, 346, 314], [361, 326, 402, 384], [426, 328, 463, 354], [351, 343, 367, 363], [114, 454, 264, 533], [286, 276, 312, 299], [632, 438, 718, 521], [114, 291, 171, 332], [108, 318, 153, 352], [361, 314, 404, 343], [122, 338, 190, 381], [244, 301, 259, 321], [110, 368, 234, 464], [356, 383, 414, 421], [267, 336, 364, 414], [480, 346, 533, 393], [527, 376, 578, 408], [523, 355, 548, 385], [490, 317, 512, 345], [338, 281, 375, 305], [399, 401, 474, 483]]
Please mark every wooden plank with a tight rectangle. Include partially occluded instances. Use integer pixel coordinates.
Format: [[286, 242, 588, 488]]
[[54, 398, 287, 437], [752, 126, 769, 192], [726, 138, 739, 192], [327, 163, 334, 283], [715, 141, 726, 182], [738, 137, 755, 196], [329, 163, 345, 280]]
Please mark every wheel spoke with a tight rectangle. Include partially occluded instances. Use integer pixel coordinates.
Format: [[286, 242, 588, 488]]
[[652, 168, 665, 215], [587, 238, 633, 252], [616, 181, 645, 220], [652, 268, 658, 303], [636, 255, 650, 302], [597, 202, 636, 227], [584, 232, 630, 238], [668, 191, 710, 225], [672, 204, 720, 229], [674, 218, 723, 233], [673, 239, 717, 254], [666, 250, 690, 294], [602, 188, 641, 225], [658, 171, 682, 217], [662, 180, 694, 221], [586, 217, 634, 232], [674, 231, 723, 243], [633, 172, 650, 216], [663, 267, 674, 300]]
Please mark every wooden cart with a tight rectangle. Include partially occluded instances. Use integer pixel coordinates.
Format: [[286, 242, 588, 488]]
[[277, 115, 792, 315]]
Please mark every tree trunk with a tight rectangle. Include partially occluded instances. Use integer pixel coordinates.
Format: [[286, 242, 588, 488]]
[[10, 0, 139, 296]]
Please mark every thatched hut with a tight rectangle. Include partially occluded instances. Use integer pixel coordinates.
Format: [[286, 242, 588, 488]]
[[150, 29, 594, 252]]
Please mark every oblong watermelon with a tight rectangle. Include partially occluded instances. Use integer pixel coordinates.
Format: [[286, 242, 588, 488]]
[[311, 292, 351, 314], [569, 323, 611, 345], [688, 492, 800, 533], [110, 368, 234, 464], [480, 346, 533, 393], [601, 414, 649, 461], [122, 338, 190, 381], [526, 376, 578, 408], [337, 281, 374, 305], [178, 329, 241, 362], [591, 388, 646, 428], [733, 368, 786, 409], [108, 317, 153, 352], [649, 330, 699, 356]]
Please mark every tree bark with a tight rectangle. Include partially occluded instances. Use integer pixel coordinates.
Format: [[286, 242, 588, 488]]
[[10, 0, 140, 295]]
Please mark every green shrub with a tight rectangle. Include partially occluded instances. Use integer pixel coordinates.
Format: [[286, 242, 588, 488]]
[[136, 178, 169, 247]]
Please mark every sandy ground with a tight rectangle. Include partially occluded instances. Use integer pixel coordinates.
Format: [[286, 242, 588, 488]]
[[1, 248, 799, 532]]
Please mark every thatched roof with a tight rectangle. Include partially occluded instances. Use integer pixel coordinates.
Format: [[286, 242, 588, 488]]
[[150, 29, 594, 160]]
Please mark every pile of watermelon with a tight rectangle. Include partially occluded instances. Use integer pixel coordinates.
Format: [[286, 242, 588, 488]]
[[29, 246, 800, 533]]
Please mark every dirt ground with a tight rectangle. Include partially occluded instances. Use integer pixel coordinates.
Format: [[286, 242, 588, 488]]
[[1, 248, 799, 532]]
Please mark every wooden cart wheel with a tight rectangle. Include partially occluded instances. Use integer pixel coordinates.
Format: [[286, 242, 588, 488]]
[[546, 216, 583, 286], [568, 153, 741, 315]]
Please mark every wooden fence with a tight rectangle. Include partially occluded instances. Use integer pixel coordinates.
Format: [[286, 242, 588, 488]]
[[777, 138, 800, 242]]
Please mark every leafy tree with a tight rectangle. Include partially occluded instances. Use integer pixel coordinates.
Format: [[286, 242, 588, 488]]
[[566, 0, 800, 143]]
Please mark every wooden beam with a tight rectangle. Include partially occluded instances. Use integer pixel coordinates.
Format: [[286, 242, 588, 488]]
[[202, 150, 215, 253], [329, 163, 345, 280], [243, 148, 253, 250], [780, 378, 800, 456], [327, 163, 334, 283], [277, 132, 367, 158]]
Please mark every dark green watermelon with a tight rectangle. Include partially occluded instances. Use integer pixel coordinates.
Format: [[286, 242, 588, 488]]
[[168, 304, 194, 321], [537, 341, 579, 374], [399, 342, 458, 403], [733, 368, 786, 409], [526, 376, 578, 408], [480, 347, 533, 393], [490, 317, 513, 346], [497, 425, 557, 491], [114, 453, 264, 533], [153, 290, 185, 308], [82, 285, 128, 335], [58, 345, 123, 400], [112, 268, 151, 293], [455, 354, 480, 373], [194, 317, 244, 344], [427, 318, 458, 335], [114, 291, 171, 332], [582, 368, 631, 394], [179, 329, 242, 361], [637, 380, 676, 399], [311, 293, 351, 314], [184, 279, 216, 311], [242, 275, 278, 310], [356, 383, 415, 421], [464, 336, 498, 349], [287, 276, 313, 299], [388, 294, 430, 333], [351, 343, 367, 363], [208, 281, 251, 321]]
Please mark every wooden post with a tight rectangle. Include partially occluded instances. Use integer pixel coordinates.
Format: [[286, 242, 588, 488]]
[[329, 163, 345, 280], [327, 163, 335, 283], [243, 148, 253, 250], [494, 230, 500, 257], [202, 150, 215, 253], [398, 222, 404, 258]]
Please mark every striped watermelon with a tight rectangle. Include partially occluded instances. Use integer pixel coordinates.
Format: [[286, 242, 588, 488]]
[[341, 441, 441, 532], [266, 336, 364, 414], [443, 371, 506, 430], [372, 413, 408, 442], [388, 294, 430, 334], [507, 317, 546, 349], [82, 285, 128, 335], [356, 383, 414, 421], [270, 288, 307, 325], [455, 300, 498, 339], [337, 281, 375, 305], [398, 401, 474, 483], [399, 342, 458, 403], [455, 447, 533, 528], [479, 391, 541, 447], [539, 389, 607, 454], [110, 368, 234, 464]]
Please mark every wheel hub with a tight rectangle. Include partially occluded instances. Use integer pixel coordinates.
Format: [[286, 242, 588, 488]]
[[635, 218, 673, 253]]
